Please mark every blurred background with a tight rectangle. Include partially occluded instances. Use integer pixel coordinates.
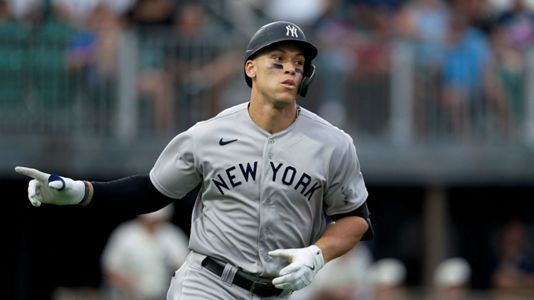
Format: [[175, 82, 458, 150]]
[[3, 0, 534, 299]]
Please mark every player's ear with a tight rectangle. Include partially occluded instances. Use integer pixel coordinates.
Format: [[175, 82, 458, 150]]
[[245, 60, 256, 80]]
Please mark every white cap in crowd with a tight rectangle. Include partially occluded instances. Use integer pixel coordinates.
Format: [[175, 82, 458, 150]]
[[371, 258, 407, 287], [433, 257, 471, 288]]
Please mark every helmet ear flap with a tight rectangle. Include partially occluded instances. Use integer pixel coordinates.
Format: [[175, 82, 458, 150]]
[[298, 63, 316, 97]]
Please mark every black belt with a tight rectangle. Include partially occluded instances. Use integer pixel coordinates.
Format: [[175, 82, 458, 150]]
[[201, 256, 283, 297]]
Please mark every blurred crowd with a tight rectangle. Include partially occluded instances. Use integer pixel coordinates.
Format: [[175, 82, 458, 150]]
[[53, 218, 534, 300], [1, 0, 534, 140]]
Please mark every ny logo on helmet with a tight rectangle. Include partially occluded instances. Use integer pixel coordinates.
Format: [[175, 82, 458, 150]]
[[285, 25, 298, 38]]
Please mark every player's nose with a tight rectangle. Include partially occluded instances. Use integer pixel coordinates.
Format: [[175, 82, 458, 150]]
[[283, 63, 297, 75]]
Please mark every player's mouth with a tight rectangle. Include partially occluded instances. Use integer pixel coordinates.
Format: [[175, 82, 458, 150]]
[[281, 79, 296, 89]]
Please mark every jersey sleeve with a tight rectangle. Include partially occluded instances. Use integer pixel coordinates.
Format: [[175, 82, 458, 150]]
[[150, 129, 202, 199], [324, 136, 368, 216]]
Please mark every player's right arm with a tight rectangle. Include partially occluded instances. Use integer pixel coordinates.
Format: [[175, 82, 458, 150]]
[[16, 125, 200, 215], [14, 166, 196, 216]]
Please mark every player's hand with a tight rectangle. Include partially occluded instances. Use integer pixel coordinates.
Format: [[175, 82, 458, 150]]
[[15, 166, 86, 207], [268, 245, 324, 291]]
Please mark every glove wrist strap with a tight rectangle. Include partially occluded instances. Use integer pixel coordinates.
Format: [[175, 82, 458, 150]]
[[79, 181, 93, 206], [310, 245, 325, 270]]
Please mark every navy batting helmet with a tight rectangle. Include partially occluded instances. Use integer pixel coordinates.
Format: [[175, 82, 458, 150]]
[[244, 21, 318, 97]]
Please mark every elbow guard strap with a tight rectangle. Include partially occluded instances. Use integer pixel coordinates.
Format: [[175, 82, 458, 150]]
[[331, 202, 374, 240]]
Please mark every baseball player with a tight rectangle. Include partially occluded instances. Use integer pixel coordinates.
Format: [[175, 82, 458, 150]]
[[16, 21, 373, 299]]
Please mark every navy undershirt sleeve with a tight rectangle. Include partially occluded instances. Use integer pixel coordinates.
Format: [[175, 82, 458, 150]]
[[88, 175, 198, 216]]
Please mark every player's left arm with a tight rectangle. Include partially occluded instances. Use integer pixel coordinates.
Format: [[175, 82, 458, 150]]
[[269, 210, 372, 292], [269, 136, 373, 291], [315, 211, 370, 263], [317, 134, 374, 262]]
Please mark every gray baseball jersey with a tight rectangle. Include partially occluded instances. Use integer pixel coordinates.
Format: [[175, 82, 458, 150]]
[[149, 102, 368, 277]]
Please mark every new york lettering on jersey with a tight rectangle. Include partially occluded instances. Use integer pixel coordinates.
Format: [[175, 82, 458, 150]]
[[211, 161, 321, 200]]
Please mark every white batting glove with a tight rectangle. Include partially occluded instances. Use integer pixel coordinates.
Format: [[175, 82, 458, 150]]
[[15, 166, 86, 207], [268, 245, 324, 291]]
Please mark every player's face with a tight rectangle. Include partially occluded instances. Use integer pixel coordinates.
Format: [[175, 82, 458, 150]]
[[248, 43, 305, 106]]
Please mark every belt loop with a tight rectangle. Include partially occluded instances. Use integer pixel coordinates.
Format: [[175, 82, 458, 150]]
[[220, 262, 238, 284]]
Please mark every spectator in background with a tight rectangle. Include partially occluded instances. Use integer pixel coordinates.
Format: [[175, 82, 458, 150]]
[[488, 25, 521, 140], [126, 0, 177, 136], [91, 3, 123, 80], [492, 0, 534, 50], [312, 0, 357, 128], [101, 204, 190, 300], [431, 257, 472, 300], [345, 1, 395, 133], [166, 2, 241, 121], [488, 0, 534, 136], [370, 257, 409, 300], [491, 219, 534, 297], [395, 0, 450, 73], [66, 3, 123, 89], [394, 0, 451, 138], [314, 0, 395, 129], [346, 0, 395, 80], [65, 3, 123, 132], [440, 8, 507, 140], [22, 0, 79, 110]]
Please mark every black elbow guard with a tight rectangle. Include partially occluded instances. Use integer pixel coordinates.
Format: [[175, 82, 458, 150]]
[[331, 202, 374, 241]]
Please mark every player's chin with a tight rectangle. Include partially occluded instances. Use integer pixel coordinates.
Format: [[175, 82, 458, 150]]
[[276, 89, 298, 101]]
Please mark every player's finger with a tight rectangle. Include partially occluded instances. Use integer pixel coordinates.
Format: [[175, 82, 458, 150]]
[[28, 179, 39, 197], [28, 179, 42, 207], [29, 195, 42, 207], [48, 174, 65, 190], [273, 281, 291, 290], [268, 249, 293, 260], [15, 166, 50, 182], [272, 273, 294, 286], [278, 263, 300, 276]]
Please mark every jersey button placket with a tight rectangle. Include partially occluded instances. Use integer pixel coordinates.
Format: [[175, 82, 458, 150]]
[[259, 137, 275, 267], [268, 138, 274, 158], [265, 138, 275, 204]]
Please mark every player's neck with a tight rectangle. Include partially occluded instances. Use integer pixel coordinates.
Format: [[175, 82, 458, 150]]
[[248, 98, 299, 134]]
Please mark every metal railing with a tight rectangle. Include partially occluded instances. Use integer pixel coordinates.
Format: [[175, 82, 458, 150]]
[[1, 24, 530, 143], [1, 23, 533, 180]]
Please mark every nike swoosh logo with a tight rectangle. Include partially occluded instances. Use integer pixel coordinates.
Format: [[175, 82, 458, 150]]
[[304, 264, 315, 271], [219, 138, 238, 146]]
